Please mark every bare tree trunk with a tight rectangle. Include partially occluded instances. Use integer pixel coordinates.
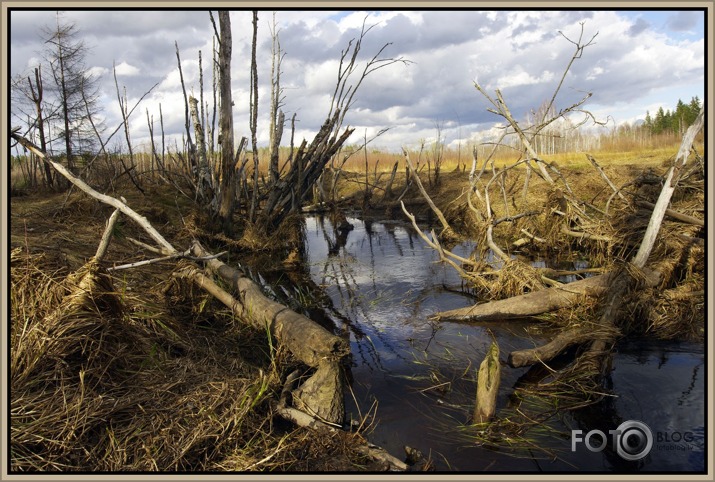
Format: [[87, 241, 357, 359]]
[[216, 10, 236, 234], [159, 103, 166, 173], [175, 41, 195, 169], [381, 160, 399, 201], [189, 95, 211, 203], [146, 109, 159, 178], [268, 12, 284, 186], [28, 66, 53, 187], [113, 64, 143, 194], [632, 108, 704, 268], [248, 11, 260, 222]]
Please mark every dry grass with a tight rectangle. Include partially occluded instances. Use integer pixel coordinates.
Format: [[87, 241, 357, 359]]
[[8, 135, 703, 470], [8, 185, 384, 473], [9, 246, 274, 471]]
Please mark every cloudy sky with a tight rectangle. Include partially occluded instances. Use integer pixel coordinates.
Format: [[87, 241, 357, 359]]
[[8, 8, 706, 153]]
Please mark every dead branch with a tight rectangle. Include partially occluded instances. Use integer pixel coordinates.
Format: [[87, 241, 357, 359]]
[[400, 201, 475, 278], [586, 154, 624, 210], [635, 200, 704, 227], [507, 327, 595, 368], [401, 147, 453, 237], [12, 132, 175, 253], [95, 207, 121, 261]]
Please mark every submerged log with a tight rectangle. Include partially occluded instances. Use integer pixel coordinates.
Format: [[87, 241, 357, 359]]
[[474, 341, 501, 424], [507, 327, 594, 368]]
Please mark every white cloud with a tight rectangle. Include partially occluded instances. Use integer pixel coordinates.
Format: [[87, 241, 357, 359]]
[[493, 70, 555, 90], [7, 9, 706, 153], [114, 61, 140, 76]]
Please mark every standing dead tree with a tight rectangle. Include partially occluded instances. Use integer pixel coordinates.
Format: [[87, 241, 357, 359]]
[[267, 12, 286, 188], [175, 41, 195, 172], [256, 17, 411, 231], [113, 63, 144, 194], [248, 10, 260, 222], [216, 10, 236, 234], [26, 66, 54, 187]]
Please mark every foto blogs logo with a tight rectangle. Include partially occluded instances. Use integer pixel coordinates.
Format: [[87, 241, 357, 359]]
[[572, 420, 653, 461]]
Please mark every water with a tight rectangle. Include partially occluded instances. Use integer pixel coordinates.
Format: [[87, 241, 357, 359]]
[[293, 215, 705, 473]]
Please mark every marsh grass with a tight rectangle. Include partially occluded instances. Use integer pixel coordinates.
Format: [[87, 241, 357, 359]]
[[8, 130, 703, 470]]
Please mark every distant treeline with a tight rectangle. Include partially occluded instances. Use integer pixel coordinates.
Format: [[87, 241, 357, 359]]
[[644, 97, 702, 135]]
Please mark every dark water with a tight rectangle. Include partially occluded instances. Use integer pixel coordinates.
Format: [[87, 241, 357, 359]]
[[294, 215, 706, 473]]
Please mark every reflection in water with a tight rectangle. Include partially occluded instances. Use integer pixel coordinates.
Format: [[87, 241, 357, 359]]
[[259, 215, 705, 472]]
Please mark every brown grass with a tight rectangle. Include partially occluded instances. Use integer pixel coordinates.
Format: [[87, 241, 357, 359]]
[[8, 134, 704, 470], [9, 186, 382, 472]]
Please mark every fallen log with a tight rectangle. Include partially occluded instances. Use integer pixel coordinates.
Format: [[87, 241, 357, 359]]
[[635, 199, 704, 227], [435, 266, 662, 323], [434, 272, 615, 322], [190, 240, 349, 424]]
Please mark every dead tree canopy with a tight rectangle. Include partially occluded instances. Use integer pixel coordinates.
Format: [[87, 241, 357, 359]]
[[253, 17, 410, 231], [260, 110, 355, 229]]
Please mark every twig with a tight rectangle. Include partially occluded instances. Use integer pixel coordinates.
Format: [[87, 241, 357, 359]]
[[519, 229, 546, 243], [106, 250, 228, 272]]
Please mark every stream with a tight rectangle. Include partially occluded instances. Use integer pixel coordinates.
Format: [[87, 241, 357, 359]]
[[264, 215, 706, 473]]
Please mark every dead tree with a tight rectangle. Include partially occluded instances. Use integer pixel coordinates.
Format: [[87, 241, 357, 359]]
[[112, 63, 144, 194], [214, 11, 235, 234], [27, 66, 54, 187], [255, 17, 410, 231], [248, 10, 260, 222], [268, 12, 285, 187], [175, 41, 195, 171]]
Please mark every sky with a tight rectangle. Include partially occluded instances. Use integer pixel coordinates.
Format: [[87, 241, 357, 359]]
[[7, 8, 706, 154]]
